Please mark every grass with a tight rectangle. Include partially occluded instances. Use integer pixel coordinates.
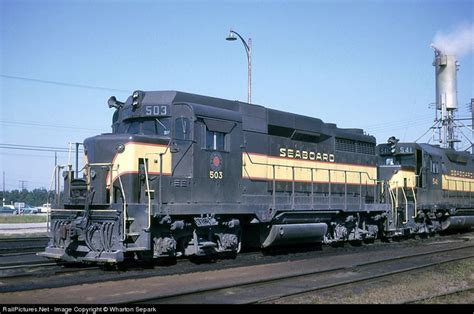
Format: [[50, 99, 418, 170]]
[[0, 215, 48, 224], [442, 258, 474, 277]]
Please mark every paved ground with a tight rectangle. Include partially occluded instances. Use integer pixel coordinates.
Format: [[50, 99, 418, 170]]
[[0, 223, 47, 235]]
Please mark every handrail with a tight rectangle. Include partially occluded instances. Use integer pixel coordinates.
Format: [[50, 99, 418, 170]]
[[86, 162, 114, 203], [450, 177, 474, 206], [243, 150, 378, 211], [46, 165, 58, 232], [456, 180, 459, 206], [387, 184, 395, 224], [291, 167, 295, 209], [411, 185, 417, 219], [444, 177, 462, 190], [116, 168, 128, 241], [395, 183, 399, 225], [344, 171, 347, 211], [88, 162, 115, 166], [411, 174, 419, 219], [328, 169, 332, 210], [310, 169, 315, 209], [400, 186, 408, 224], [142, 159, 152, 230], [82, 162, 128, 242], [66, 142, 85, 180], [86, 162, 128, 240], [444, 176, 474, 206], [272, 165, 276, 209], [55, 165, 64, 207], [389, 185, 398, 227], [244, 150, 378, 182]]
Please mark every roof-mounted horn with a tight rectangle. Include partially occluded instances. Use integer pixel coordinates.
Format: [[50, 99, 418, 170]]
[[108, 96, 124, 109]]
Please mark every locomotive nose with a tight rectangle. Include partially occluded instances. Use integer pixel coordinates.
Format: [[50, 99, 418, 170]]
[[83, 133, 171, 205]]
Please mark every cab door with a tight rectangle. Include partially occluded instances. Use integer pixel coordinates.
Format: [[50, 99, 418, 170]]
[[192, 117, 242, 204], [168, 104, 194, 204]]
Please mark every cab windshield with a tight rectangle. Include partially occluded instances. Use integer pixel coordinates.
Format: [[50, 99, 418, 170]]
[[116, 118, 171, 137]]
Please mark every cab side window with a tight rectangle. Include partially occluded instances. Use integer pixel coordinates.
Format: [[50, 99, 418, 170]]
[[206, 129, 225, 151], [430, 160, 439, 174], [175, 117, 190, 141], [142, 120, 157, 135]]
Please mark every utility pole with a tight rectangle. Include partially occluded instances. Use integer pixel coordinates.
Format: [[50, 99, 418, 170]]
[[54, 151, 57, 192], [19, 180, 28, 191], [2, 171, 5, 207], [471, 98, 474, 154]]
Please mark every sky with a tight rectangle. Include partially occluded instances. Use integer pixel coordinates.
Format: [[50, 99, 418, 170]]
[[1, 0, 473, 190]]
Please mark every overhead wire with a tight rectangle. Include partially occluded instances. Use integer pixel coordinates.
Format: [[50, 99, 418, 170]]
[[1, 74, 131, 93], [0, 143, 83, 153], [0, 120, 105, 132]]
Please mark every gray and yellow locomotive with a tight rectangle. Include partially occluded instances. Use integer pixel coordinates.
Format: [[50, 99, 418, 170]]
[[378, 139, 474, 234], [40, 91, 474, 264]]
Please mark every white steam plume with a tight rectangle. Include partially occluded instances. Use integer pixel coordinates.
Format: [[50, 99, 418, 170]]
[[432, 22, 474, 57]]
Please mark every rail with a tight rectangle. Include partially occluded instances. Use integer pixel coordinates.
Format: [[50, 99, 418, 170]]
[[244, 150, 379, 211]]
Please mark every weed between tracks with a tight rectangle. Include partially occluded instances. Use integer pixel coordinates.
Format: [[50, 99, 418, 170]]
[[271, 258, 474, 304]]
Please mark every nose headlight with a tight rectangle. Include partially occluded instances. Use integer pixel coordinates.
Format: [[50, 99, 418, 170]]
[[117, 144, 125, 153], [132, 90, 141, 108], [90, 169, 96, 179]]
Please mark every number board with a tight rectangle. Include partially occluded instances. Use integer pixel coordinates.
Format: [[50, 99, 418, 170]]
[[143, 105, 170, 117], [398, 146, 414, 154], [379, 146, 392, 156]]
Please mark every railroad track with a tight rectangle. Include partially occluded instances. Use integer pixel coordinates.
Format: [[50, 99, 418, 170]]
[[0, 236, 49, 256], [0, 236, 49, 243], [0, 232, 456, 281], [133, 243, 474, 304], [0, 232, 472, 303]]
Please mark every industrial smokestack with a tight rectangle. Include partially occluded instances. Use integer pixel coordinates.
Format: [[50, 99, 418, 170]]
[[432, 46, 459, 111], [430, 23, 473, 150]]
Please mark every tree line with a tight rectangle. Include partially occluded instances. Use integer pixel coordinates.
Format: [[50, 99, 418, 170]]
[[1, 189, 53, 207]]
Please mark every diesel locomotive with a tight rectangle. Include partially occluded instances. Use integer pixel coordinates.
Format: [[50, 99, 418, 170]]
[[40, 90, 474, 264]]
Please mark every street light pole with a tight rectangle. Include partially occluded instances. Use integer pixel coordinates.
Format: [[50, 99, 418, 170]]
[[226, 29, 252, 104]]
